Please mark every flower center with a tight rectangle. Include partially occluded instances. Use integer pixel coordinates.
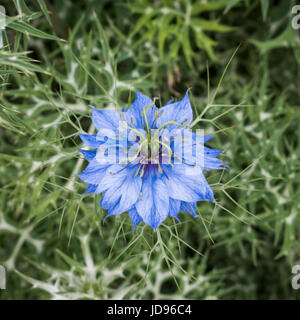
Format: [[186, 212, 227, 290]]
[[121, 103, 187, 177], [140, 137, 160, 164]]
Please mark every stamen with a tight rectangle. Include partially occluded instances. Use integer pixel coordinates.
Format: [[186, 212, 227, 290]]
[[119, 140, 147, 164], [134, 164, 142, 177], [153, 109, 163, 129], [154, 121, 186, 139], [143, 107, 151, 137], [121, 121, 145, 140], [131, 117, 136, 127], [140, 100, 157, 135], [158, 140, 173, 167], [139, 165, 145, 178], [158, 163, 163, 174]]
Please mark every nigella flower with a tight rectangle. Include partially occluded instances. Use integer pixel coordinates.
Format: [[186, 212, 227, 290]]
[[77, 91, 226, 230]]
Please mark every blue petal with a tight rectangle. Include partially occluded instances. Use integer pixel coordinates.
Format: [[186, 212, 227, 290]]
[[204, 135, 214, 143], [91, 107, 122, 132], [169, 199, 181, 222], [162, 164, 214, 203], [95, 143, 120, 165], [84, 184, 98, 194], [76, 160, 110, 184], [171, 131, 227, 170], [124, 91, 156, 128], [79, 133, 103, 149], [128, 207, 143, 231], [204, 146, 222, 156], [135, 167, 169, 229], [79, 149, 97, 161], [191, 133, 214, 144], [180, 201, 196, 217], [98, 164, 142, 216], [156, 91, 193, 130], [204, 157, 228, 171], [204, 146, 227, 171]]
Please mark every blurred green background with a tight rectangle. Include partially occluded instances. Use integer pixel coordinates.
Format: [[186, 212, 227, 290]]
[[0, 0, 300, 299]]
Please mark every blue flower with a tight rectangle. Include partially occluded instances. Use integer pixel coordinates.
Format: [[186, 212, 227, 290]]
[[77, 91, 226, 230]]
